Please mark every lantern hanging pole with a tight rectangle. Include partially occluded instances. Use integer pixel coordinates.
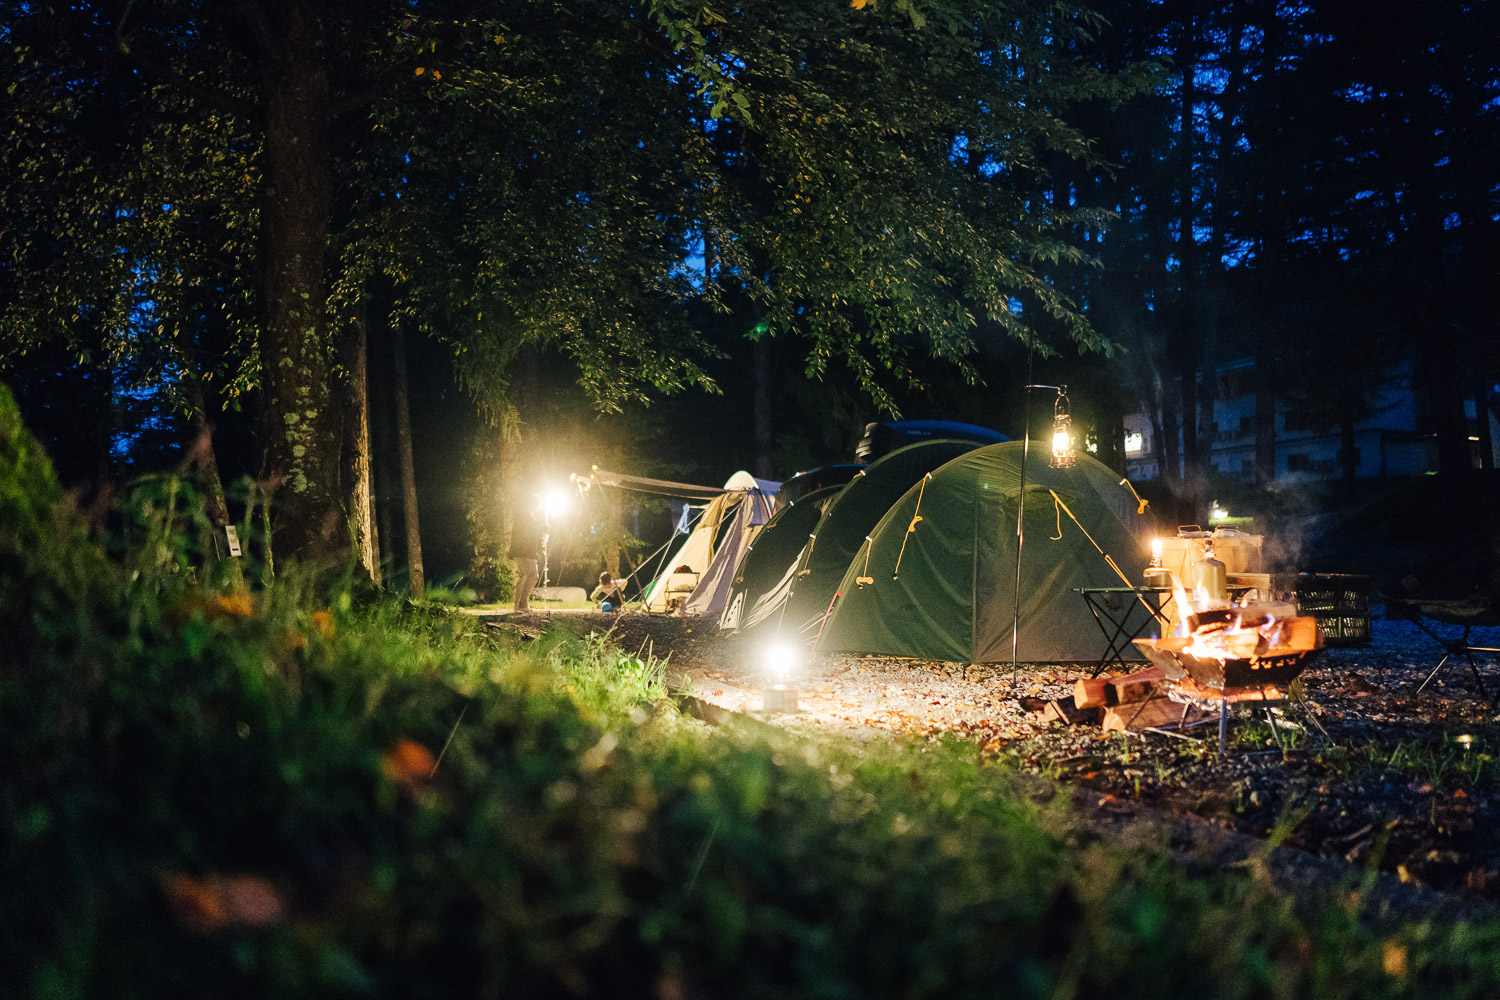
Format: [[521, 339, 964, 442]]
[[1012, 379, 1074, 668]]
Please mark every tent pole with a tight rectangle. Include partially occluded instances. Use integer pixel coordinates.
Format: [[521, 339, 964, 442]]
[[1012, 353, 1035, 669]]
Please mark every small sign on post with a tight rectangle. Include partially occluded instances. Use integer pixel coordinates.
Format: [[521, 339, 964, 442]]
[[225, 525, 243, 558]]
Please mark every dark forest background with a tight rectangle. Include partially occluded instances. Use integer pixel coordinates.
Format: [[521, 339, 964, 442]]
[[2, 0, 1495, 595]]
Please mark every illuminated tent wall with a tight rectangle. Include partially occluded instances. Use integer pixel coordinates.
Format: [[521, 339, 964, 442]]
[[719, 484, 845, 633], [720, 440, 981, 637], [816, 443, 1153, 663], [639, 471, 778, 615]]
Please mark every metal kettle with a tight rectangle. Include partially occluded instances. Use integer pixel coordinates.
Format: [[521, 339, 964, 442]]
[[1194, 539, 1228, 602]]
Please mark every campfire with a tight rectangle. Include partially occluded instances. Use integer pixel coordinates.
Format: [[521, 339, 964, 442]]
[[1028, 570, 1325, 742], [1135, 580, 1323, 692]]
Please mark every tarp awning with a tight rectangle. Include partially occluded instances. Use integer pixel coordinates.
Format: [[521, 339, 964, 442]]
[[577, 468, 728, 501]]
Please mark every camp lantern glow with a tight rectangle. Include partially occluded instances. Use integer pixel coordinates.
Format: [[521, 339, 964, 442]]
[[1050, 387, 1076, 469], [761, 641, 802, 712], [763, 641, 802, 684], [542, 486, 571, 521], [1143, 536, 1171, 587]]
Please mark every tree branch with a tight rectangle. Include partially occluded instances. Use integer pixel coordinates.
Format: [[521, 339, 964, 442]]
[[329, 62, 422, 120], [111, 0, 260, 121]]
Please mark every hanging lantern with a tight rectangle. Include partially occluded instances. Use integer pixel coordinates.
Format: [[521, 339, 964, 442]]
[[1050, 387, 1076, 469]]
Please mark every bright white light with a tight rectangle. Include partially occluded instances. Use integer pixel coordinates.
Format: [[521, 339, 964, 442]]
[[542, 487, 571, 520], [1209, 502, 1228, 523], [1124, 431, 1144, 454], [763, 641, 803, 683], [1051, 430, 1071, 455], [1150, 538, 1163, 563]]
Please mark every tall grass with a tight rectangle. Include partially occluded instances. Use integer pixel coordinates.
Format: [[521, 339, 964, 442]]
[[5, 383, 1500, 998]]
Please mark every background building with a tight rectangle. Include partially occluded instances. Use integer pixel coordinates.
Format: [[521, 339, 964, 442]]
[[1123, 357, 1500, 483]]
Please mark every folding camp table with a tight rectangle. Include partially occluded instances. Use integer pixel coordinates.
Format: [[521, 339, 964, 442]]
[[1075, 586, 1171, 677], [1075, 584, 1251, 677]]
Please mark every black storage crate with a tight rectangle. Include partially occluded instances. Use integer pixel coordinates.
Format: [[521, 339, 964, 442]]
[[1271, 573, 1372, 646]]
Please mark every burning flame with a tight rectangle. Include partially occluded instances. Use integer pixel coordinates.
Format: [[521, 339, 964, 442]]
[[1170, 578, 1287, 662], [1170, 578, 1194, 638]]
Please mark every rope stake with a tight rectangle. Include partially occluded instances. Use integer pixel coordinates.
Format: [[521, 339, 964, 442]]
[[797, 533, 816, 577], [855, 536, 874, 587], [892, 474, 930, 580], [1049, 489, 1156, 620]]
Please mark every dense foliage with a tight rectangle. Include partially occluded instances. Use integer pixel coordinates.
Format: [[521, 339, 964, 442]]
[[1, 0, 1144, 564]]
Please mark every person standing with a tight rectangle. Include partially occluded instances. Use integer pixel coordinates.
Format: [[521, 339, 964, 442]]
[[510, 507, 543, 612]]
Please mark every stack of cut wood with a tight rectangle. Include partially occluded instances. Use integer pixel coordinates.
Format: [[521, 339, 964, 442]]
[[1024, 666, 1211, 732]]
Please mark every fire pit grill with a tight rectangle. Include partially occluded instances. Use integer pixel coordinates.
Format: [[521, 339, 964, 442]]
[[1129, 613, 1325, 754], [1133, 615, 1324, 692]]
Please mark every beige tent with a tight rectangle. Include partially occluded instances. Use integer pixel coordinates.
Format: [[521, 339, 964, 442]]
[[582, 469, 778, 615]]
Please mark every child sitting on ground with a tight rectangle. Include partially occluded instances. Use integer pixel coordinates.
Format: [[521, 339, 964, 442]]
[[591, 571, 628, 612]]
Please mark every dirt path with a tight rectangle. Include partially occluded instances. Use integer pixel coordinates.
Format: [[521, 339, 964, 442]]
[[470, 606, 1500, 913]]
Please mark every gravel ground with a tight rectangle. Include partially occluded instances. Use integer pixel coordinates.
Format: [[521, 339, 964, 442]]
[[473, 605, 1500, 910]]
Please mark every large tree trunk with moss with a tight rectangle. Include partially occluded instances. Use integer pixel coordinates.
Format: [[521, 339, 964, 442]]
[[392, 325, 424, 600], [256, 7, 346, 566], [340, 301, 379, 585]]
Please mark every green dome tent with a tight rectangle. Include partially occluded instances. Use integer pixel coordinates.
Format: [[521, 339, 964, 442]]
[[721, 439, 985, 637], [781, 439, 984, 636], [719, 484, 844, 633], [816, 443, 1154, 663]]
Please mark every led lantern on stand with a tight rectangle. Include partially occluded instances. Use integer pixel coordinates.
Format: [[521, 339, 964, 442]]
[[761, 641, 802, 712], [540, 486, 572, 590]]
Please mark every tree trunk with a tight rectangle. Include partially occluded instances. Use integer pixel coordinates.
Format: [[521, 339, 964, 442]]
[[1253, 0, 1283, 489], [339, 300, 380, 585], [1159, 380, 1180, 485], [391, 325, 424, 600], [183, 375, 244, 589], [1197, 334, 1217, 478], [753, 336, 773, 479], [1175, 1, 1201, 520], [257, 6, 345, 566], [371, 332, 396, 586], [183, 377, 231, 529], [497, 406, 523, 601], [602, 488, 623, 579]]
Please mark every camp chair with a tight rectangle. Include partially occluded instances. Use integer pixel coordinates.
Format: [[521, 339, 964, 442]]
[[1383, 594, 1500, 707]]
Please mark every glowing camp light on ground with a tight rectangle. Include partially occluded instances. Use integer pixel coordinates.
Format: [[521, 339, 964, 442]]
[[1458, 734, 1474, 751], [761, 641, 802, 712]]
